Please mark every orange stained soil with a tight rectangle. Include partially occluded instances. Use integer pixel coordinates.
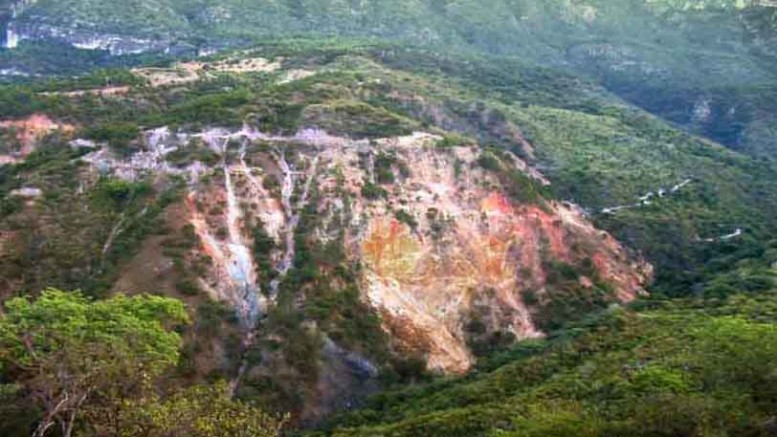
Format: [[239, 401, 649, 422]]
[[0, 114, 76, 152], [40, 86, 130, 98]]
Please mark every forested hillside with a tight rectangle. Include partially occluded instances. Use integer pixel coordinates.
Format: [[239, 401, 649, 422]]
[[320, 293, 777, 436], [0, 3, 775, 436]]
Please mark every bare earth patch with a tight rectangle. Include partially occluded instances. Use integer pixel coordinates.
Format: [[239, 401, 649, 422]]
[[133, 57, 283, 87], [39, 86, 130, 98], [0, 114, 76, 163], [79, 125, 652, 374]]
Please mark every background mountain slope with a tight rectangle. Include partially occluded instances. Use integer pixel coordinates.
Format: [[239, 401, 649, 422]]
[[2, 0, 777, 159]]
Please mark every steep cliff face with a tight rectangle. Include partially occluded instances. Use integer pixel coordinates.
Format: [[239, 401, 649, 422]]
[[3, 20, 171, 54], [74, 124, 651, 376], [0, 0, 179, 53], [1, 0, 33, 48]]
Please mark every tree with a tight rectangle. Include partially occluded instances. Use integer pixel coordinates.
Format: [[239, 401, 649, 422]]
[[83, 122, 140, 157], [0, 289, 189, 437], [118, 382, 289, 437], [692, 317, 777, 415]]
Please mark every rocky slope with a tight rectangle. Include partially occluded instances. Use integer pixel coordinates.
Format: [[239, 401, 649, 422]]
[[1, 45, 773, 421], [0, 111, 651, 419], [89, 125, 650, 374]]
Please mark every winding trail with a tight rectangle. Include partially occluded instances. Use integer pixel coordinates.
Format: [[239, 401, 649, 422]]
[[594, 177, 744, 244], [701, 228, 744, 243], [599, 178, 693, 215]]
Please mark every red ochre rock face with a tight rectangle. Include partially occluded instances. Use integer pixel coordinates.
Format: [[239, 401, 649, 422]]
[[359, 191, 651, 373], [342, 135, 650, 373], [93, 127, 651, 374]]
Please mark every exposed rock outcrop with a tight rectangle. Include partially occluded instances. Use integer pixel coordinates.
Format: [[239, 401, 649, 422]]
[[77, 125, 652, 374], [3, 21, 170, 54]]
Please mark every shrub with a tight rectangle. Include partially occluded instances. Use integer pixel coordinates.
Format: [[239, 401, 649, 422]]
[[362, 182, 388, 200]]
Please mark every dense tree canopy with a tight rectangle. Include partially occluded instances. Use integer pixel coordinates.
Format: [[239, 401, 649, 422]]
[[324, 295, 777, 436], [0, 289, 286, 436], [0, 289, 188, 436]]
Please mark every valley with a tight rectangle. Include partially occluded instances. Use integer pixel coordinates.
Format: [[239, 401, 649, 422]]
[[0, 3, 775, 435]]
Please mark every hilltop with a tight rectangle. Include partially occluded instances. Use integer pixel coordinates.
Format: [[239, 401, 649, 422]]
[[1, 43, 775, 430], [0, 4, 776, 435], [2, 0, 776, 160]]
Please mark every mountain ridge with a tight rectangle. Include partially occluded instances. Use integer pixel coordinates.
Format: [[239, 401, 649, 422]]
[[3, 0, 776, 160], [0, 7, 775, 434]]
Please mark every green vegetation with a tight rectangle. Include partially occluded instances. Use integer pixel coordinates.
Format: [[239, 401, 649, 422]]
[[303, 101, 416, 139], [166, 139, 221, 167], [324, 292, 777, 436], [535, 259, 616, 331], [375, 152, 402, 184], [0, 136, 178, 297], [477, 149, 549, 205], [1, 5, 777, 431], [252, 221, 278, 294], [394, 210, 418, 230], [0, 289, 285, 436], [0, 289, 187, 436], [4, 0, 777, 158], [361, 182, 388, 199], [119, 382, 288, 437], [84, 122, 140, 155]]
